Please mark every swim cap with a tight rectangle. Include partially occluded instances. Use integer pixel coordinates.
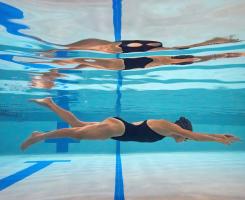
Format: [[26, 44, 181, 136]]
[[175, 117, 193, 131]]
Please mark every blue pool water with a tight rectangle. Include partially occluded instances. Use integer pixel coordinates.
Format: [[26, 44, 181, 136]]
[[1, 0, 245, 199]]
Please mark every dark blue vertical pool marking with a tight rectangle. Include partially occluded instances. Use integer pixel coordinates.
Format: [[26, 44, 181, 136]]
[[0, 2, 52, 48], [0, 2, 29, 37], [115, 71, 123, 115], [112, 0, 125, 200], [0, 160, 70, 191], [45, 90, 80, 153], [114, 71, 124, 200], [113, 0, 122, 42]]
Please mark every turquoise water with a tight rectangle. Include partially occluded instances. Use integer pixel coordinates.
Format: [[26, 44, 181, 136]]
[[1, 0, 245, 199]]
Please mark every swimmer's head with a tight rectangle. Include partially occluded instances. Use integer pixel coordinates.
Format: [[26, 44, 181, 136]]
[[175, 117, 193, 142], [175, 116, 193, 131]]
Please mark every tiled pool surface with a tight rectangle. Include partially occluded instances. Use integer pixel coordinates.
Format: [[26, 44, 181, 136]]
[[1, 152, 245, 200]]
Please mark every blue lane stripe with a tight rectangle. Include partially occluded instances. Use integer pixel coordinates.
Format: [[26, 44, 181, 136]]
[[115, 71, 123, 115], [113, 0, 122, 42], [0, 2, 29, 37], [44, 90, 80, 153], [114, 71, 124, 200], [0, 2, 54, 49], [112, 0, 125, 200], [0, 160, 70, 191], [114, 141, 125, 200]]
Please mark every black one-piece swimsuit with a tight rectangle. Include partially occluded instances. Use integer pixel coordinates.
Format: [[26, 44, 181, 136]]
[[119, 40, 193, 69], [119, 40, 162, 70], [111, 117, 165, 143]]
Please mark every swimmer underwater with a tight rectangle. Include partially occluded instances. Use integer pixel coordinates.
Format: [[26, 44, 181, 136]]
[[21, 97, 240, 150]]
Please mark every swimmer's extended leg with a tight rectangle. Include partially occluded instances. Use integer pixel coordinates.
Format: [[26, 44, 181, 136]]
[[21, 122, 116, 150], [67, 38, 112, 49], [31, 58, 124, 70], [30, 97, 95, 127]]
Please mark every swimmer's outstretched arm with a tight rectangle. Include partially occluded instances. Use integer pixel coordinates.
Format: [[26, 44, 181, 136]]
[[171, 37, 241, 49], [167, 123, 240, 145], [195, 52, 245, 62]]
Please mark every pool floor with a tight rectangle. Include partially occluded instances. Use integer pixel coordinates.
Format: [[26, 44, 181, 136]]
[[0, 152, 245, 200]]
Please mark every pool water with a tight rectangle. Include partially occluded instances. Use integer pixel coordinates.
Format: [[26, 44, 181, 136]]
[[0, 0, 245, 200]]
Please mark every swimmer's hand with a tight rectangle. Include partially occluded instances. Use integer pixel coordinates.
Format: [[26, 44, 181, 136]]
[[221, 134, 241, 145]]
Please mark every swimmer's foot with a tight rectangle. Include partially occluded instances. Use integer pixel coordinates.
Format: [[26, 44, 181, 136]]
[[21, 132, 44, 151], [29, 97, 53, 108]]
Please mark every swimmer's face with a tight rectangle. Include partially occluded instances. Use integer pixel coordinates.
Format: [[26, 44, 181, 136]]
[[173, 135, 186, 143]]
